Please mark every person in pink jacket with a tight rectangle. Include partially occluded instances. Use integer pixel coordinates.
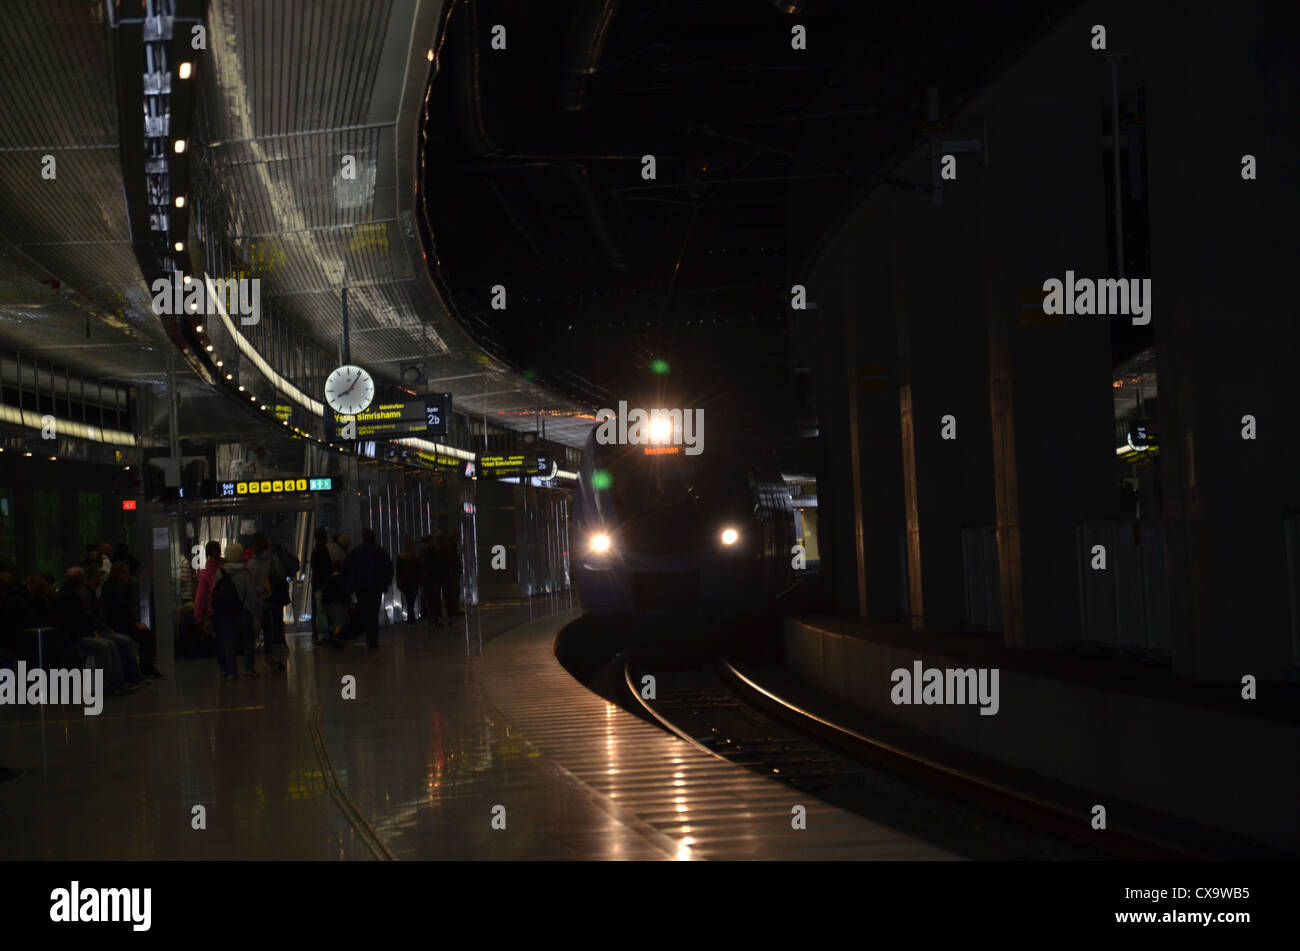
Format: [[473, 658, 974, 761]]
[[192, 540, 224, 626]]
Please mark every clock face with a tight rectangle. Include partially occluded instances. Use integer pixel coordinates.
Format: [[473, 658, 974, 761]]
[[324, 365, 375, 416]]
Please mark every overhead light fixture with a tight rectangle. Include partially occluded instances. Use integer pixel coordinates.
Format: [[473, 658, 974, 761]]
[[215, 360, 223, 367], [178, 62, 192, 79], [194, 323, 204, 333], [174, 241, 184, 252], [225, 373, 233, 380], [175, 195, 186, 208], [237, 385, 245, 391], [174, 139, 186, 154], [427, 49, 434, 61]]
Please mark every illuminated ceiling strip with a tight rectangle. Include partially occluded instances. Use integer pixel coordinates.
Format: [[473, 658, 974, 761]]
[[0, 403, 135, 446], [555, 469, 577, 480], [206, 273, 325, 417]]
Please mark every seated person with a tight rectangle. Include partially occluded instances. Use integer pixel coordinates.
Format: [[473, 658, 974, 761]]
[[101, 561, 163, 679], [52, 567, 140, 694]]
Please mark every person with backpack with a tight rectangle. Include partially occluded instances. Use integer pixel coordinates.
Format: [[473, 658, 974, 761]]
[[211, 543, 258, 681]]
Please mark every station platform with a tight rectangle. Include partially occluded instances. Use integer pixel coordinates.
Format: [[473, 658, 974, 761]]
[[0, 604, 955, 860]]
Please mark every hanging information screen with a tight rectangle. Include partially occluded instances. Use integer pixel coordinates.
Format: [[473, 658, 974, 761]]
[[329, 394, 451, 439], [477, 452, 552, 479]]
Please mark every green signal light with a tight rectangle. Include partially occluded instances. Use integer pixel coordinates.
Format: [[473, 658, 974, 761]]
[[591, 470, 612, 490], [649, 358, 670, 375]]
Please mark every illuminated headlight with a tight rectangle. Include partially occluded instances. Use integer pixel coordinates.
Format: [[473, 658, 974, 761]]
[[720, 527, 739, 546], [589, 533, 612, 554]]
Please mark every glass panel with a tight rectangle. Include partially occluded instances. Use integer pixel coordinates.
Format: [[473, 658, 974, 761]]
[[34, 489, 60, 579]]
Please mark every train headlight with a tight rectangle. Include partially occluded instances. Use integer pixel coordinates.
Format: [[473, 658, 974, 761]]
[[720, 527, 739, 546], [589, 532, 612, 554]]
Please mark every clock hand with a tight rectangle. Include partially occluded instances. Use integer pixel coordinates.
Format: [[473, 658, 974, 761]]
[[339, 372, 362, 398]]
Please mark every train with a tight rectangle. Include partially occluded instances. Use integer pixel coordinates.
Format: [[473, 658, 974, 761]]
[[572, 419, 796, 622]]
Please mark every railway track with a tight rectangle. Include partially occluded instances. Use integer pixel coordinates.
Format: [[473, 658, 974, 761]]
[[617, 654, 1196, 861]]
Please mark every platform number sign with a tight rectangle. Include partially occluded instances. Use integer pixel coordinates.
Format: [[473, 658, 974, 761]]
[[424, 393, 450, 437]]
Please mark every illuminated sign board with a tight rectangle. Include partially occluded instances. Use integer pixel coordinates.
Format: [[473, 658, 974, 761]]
[[330, 394, 450, 440], [122, 499, 137, 511], [216, 477, 334, 498], [411, 449, 465, 472], [477, 452, 551, 479]]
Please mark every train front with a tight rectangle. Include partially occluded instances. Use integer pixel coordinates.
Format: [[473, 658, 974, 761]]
[[573, 428, 763, 620]]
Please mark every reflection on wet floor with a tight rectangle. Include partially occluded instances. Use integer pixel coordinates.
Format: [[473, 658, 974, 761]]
[[0, 596, 953, 860]]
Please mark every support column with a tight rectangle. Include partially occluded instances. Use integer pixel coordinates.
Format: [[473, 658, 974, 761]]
[[893, 170, 995, 634], [1145, 2, 1300, 680], [980, 85, 1117, 650]]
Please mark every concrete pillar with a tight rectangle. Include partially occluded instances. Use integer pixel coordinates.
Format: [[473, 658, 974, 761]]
[[1145, 2, 1300, 680], [809, 223, 907, 620], [848, 234, 907, 621], [980, 80, 1118, 650], [893, 167, 995, 634]]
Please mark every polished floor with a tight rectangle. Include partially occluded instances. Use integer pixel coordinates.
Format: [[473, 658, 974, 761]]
[[0, 602, 955, 860]]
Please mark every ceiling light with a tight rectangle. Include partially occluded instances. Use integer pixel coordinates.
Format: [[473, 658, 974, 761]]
[[175, 195, 186, 208], [194, 323, 204, 333], [174, 241, 184, 252], [225, 374, 233, 380], [174, 139, 186, 154], [178, 62, 192, 79], [204, 344, 214, 352], [237, 385, 244, 391]]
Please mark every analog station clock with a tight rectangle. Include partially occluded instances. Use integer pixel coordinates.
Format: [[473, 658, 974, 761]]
[[324, 364, 375, 416]]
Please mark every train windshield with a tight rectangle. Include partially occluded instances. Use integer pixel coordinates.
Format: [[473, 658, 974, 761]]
[[600, 447, 720, 553]]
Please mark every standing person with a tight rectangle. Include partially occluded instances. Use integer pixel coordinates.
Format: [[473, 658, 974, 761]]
[[439, 531, 463, 618], [310, 528, 332, 642], [211, 543, 258, 681], [112, 542, 140, 575], [261, 542, 291, 671], [395, 537, 421, 625], [102, 561, 163, 679], [321, 560, 350, 647], [344, 528, 393, 649], [328, 533, 347, 566], [192, 540, 224, 658], [246, 536, 272, 657], [420, 534, 442, 627]]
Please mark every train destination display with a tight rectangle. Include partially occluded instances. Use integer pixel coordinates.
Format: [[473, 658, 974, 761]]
[[477, 452, 552, 479], [329, 393, 451, 440]]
